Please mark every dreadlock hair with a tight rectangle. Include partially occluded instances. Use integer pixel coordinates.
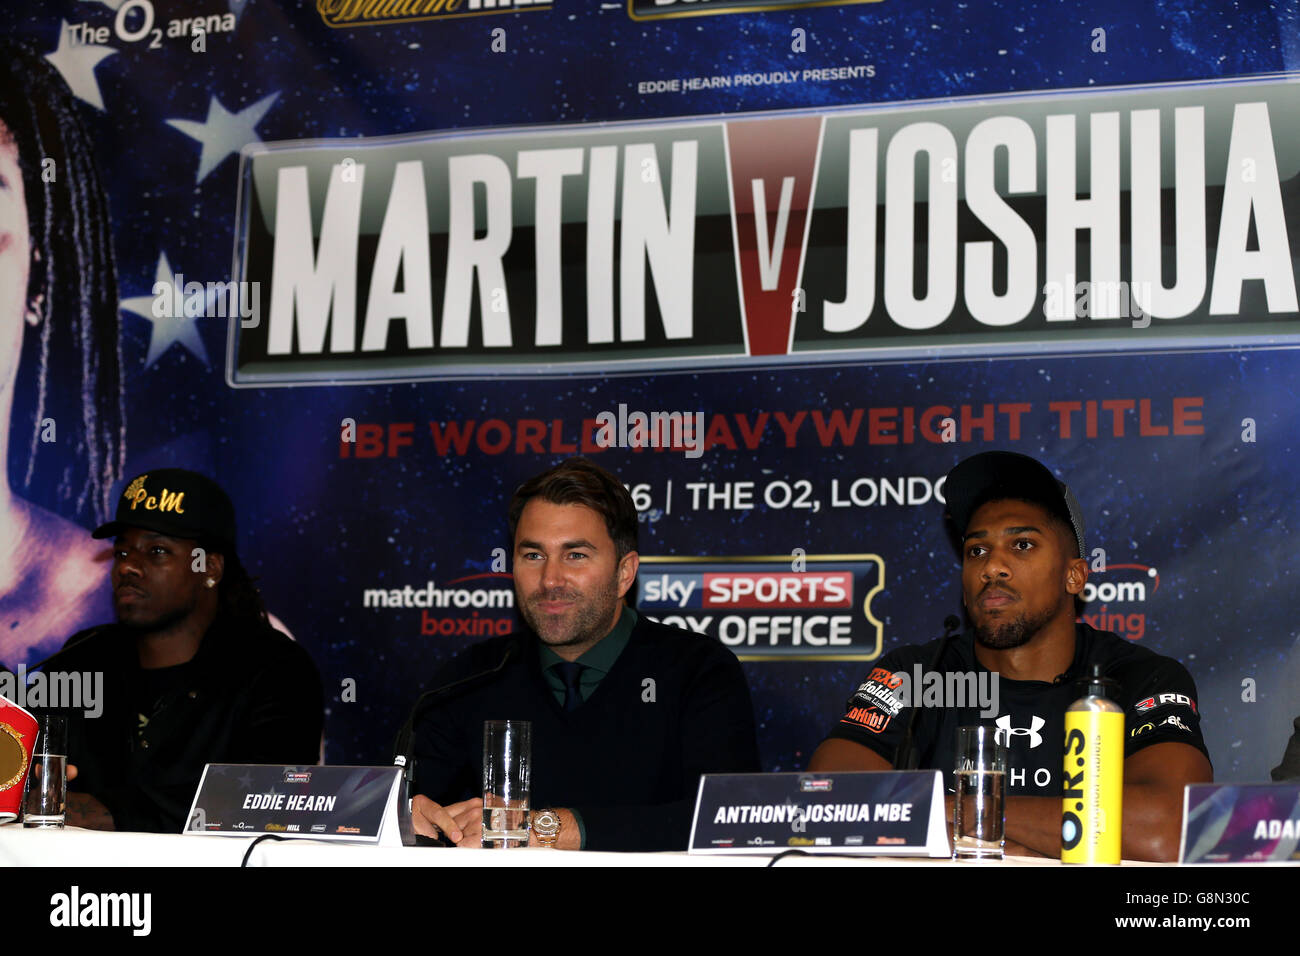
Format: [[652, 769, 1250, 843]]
[[0, 39, 125, 523], [198, 536, 270, 628]]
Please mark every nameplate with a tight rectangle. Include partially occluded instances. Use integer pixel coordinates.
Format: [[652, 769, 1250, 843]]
[[183, 765, 404, 845], [1180, 783, 1300, 864], [688, 770, 948, 855]]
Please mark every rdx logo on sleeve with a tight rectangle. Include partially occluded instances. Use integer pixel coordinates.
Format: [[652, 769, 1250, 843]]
[[1134, 693, 1198, 714]]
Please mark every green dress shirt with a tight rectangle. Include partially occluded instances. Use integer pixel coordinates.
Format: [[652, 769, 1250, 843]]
[[536, 605, 638, 849]]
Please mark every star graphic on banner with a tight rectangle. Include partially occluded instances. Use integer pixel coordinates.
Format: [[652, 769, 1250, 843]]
[[119, 253, 212, 369], [166, 92, 279, 184], [229, 0, 253, 19], [236, 772, 254, 789], [45, 20, 117, 111]]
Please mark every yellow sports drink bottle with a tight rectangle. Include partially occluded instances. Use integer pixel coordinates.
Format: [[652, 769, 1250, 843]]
[[1061, 663, 1123, 864]]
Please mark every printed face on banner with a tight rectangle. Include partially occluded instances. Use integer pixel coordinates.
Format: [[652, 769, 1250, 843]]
[[513, 500, 636, 655], [112, 528, 217, 632], [961, 500, 1082, 650], [0, 119, 29, 393]]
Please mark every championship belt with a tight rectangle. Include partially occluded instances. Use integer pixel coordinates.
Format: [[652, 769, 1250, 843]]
[[0, 696, 39, 823]]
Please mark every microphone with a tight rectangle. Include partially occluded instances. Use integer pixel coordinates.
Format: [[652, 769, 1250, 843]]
[[2, 626, 114, 708], [893, 615, 962, 771], [392, 639, 518, 845], [19, 626, 111, 675]]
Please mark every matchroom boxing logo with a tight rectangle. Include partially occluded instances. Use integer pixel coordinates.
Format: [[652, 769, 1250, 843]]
[[638, 554, 884, 661], [362, 574, 516, 639], [1077, 562, 1157, 641]]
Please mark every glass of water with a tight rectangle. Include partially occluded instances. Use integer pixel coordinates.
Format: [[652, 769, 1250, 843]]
[[952, 725, 1006, 860], [22, 714, 67, 829], [482, 720, 531, 848]]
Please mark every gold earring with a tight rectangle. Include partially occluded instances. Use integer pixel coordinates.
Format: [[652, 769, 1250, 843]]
[[205, 578, 216, 589]]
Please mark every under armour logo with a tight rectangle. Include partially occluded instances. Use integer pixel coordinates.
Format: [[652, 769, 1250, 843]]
[[995, 714, 1045, 749]]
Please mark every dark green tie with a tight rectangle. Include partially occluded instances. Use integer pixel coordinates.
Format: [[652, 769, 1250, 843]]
[[555, 661, 585, 711]]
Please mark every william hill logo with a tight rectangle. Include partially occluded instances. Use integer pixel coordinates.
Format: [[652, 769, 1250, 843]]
[[124, 476, 185, 515], [317, 0, 551, 28]]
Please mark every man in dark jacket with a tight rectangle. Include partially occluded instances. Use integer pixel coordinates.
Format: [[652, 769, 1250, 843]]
[[58, 469, 322, 833], [410, 457, 760, 851], [1273, 718, 1300, 781]]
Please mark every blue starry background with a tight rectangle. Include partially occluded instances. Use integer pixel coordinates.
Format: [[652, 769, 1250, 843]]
[[2, 0, 1298, 781]]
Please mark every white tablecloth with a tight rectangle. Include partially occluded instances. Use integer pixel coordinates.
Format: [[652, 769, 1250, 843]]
[[0, 824, 1155, 867]]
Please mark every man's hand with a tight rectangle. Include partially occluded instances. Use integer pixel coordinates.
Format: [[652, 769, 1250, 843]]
[[527, 808, 582, 850], [62, 764, 114, 830], [66, 794, 115, 830], [412, 795, 483, 846], [1003, 742, 1212, 861]]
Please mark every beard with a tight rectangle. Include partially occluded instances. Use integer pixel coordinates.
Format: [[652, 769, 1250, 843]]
[[116, 598, 195, 635], [973, 606, 1055, 650], [520, 573, 621, 650]]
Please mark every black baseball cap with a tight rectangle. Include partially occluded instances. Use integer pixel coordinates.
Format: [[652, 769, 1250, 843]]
[[943, 451, 1086, 560], [92, 469, 237, 549]]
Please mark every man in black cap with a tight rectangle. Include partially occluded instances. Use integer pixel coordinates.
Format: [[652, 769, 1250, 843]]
[[55, 469, 323, 832], [808, 450, 1212, 861]]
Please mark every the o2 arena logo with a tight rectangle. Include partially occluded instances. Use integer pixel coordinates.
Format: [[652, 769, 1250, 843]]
[[638, 554, 883, 661]]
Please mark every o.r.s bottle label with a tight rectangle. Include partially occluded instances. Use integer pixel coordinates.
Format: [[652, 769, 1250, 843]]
[[1061, 713, 1124, 864]]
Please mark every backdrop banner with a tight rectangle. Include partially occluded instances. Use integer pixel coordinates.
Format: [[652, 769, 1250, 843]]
[[2, 0, 1297, 786]]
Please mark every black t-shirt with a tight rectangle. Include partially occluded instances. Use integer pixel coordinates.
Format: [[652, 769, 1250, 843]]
[[824, 623, 1210, 798], [135, 661, 194, 734], [59, 614, 324, 833]]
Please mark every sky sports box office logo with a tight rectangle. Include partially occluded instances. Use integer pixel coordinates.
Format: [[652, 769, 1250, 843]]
[[229, 77, 1298, 387], [363, 558, 883, 660], [638, 555, 884, 661], [628, 0, 883, 20], [365, 558, 1150, 656]]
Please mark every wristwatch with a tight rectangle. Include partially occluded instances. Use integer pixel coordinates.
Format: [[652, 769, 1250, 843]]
[[532, 808, 561, 847]]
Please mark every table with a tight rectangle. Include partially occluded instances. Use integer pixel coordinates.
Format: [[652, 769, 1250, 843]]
[[0, 823, 1157, 867]]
